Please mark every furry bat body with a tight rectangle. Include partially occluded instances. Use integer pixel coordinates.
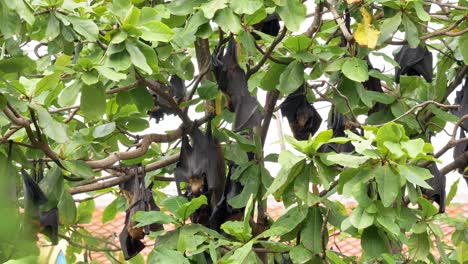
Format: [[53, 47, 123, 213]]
[[119, 170, 163, 260], [394, 45, 433, 83], [212, 36, 263, 132], [280, 86, 322, 140], [364, 59, 385, 115], [452, 78, 468, 184], [21, 169, 59, 245], [318, 110, 355, 153], [147, 75, 186, 122], [174, 122, 226, 228], [252, 13, 280, 40]]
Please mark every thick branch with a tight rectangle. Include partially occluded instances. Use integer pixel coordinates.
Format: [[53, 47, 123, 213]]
[[324, 1, 353, 43], [305, 3, 324, 38], [261, 90, 279, 146], [440, 151, 468, 175]]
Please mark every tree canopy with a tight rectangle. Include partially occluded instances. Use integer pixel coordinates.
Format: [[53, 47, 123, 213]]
[[0, 0, 467, 263]]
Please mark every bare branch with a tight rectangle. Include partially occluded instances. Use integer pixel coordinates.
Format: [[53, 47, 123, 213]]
[[324, 1, 353, 43]]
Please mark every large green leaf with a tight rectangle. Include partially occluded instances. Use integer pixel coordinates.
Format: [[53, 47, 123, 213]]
[[260, 206, 308, 237], [139, 21, 175, 42], [94, 66, 127, 82], [361, 225, 391, 260], [80, 85, 106, 120], [300, 207, 325, 253], [125, 41, 153, 74], [200, 0, 228, 19], [375, 165, 400, 207], [276, 0, 306, 32], [341, 58, 369, 82], [278, 60, 304, 95], [377, 12, 401, 45], [213, 8, 242, 33], [65, 16, 99, 41], [230, 0, 262, 15], [133, 211, 176, 227], [397, 165, 433, 189], [35, 106, 69, 143]]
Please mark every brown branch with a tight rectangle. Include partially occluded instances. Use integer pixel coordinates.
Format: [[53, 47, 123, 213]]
[[324, 1, 353, 43], [69, 153, 180, 194], [261, 90, 279, 146], [0, 127, 21, 144], [49, 105, 80, 113], [186, 61, 211, 101], [305, 3, 324, 38], [253, 42, 289, 65], [247, 26, 288, 78], [106, 80, 142, 95], [440, 151, 468, 175], [424, 0, 467, 11]]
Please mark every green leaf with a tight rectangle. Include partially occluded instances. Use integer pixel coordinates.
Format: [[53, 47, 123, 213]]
[[341, 58, 369, 82], [418, 197, 438, 218], [197, 80, 219, 99], [94, 66, 127, 82], [414, 2, 430, 22], [408, 233, 431, 261], [133, 211, 175, 227], [0, 56, 36, 74], [109, 0, 132, 21], [77, 199, 95, 224], [58, 192, 77, 226], [175, 195, 208, 220], [349, 206, 374, 229], [361, 225, 391, 260], [220, 221, 252, 242], [300, 207, 324, 253], [125, 41, 153, 74], [260, 206, 308, 237], [377, 12, 401, 45], [139, 21, 175, 42], [35, 106, 69, 143], [283, 35, 312, 53], [276, 0, 306, 32], [260, 62, 287, 91], [223, 241, 253, 264], [278, 60, 304, 95], [35, 72, 61, 97], [397, 165, 433, 189], [446, 178, 459, 206], [161, 196, 189, 214], [123, 6, 141, 26], [0, 93, 6, 109], [460, 33, 468, 65], [66, 16, 99, 41], [80, 85, 106, 120], [6, 0, 35, 25], [200, 0, 228, 19], [323, 153, 369, 168], [264, 151, 305, 198], [401, 138, 425, 158], [46, 13, 60, 40], [375, 165, 400, 207], [151, 247, 190, 264], [290, 244, 313, 264], [213, 8, 242, 33], [106, 51, 132, 71], [93, 122, 116, 138], [61, 160, 95, 179], [230, 0, 262, 15], [102, 196, 125, 223], [402, 15, 419, 48]]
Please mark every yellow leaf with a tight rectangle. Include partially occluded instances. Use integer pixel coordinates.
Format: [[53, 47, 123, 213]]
[[354, 7, 380, 49], [215, 93, 223, 115]]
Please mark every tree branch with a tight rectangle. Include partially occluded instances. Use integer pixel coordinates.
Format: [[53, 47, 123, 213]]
[[324, 1, 353, 43]]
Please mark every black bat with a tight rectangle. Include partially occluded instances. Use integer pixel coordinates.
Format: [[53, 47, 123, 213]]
[[119, 168, 163, 260], [318, 110, 355, 153], [147, 75, 186, 122], [174, 121, 226, 228], [252, 13, 280, 40], [364, 59, 385, 115], [452, 77, 468, 184], [212, 35, 263, 132], [21, 168, 59, 245], [421, 162, 446, 213], [394, 45, 433, 84], [280, 86, 322, 140]]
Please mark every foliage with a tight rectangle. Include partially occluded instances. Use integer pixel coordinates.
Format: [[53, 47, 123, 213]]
[[0, 0, 467, 263]]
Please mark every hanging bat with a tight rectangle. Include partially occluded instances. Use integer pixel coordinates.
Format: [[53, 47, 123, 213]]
[[174, 121, 226, 227], [21, 168, 59, 245], [421, 162, 446, 213], [212, 35, 263, 132], [394, 45, 433, 84], [252, 13, 280, 40], [364, 59, 385, 115], [147, 75, 186, 122], [452, 77, 468, 183], [280, 86, 322, 140], [119, 168, 163, 260], [318, 110, 355, 153]]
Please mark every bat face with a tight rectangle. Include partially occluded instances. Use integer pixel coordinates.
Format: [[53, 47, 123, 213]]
[[211, 36, 263, 132], [280, 86, 322, 140], [421, 162, 446, 213], [394, 45, 433, 83], [174, 122, 226, 228]]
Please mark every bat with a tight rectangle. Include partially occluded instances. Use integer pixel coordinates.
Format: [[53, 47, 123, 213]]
[[212, 35, 263, 132], [452, 77, 468, 183], [119, 168, 163, 260], [318, 110, 355, 153], [421, 162, 446, 213], [21, 168, 59, 245], [252, 13, 280, 40], [147, 75, 186, 122], [394, 45, 433, 84], [364, 59, 385, 115], [174, 120, 226, 228], [280, 86, 322, 140]]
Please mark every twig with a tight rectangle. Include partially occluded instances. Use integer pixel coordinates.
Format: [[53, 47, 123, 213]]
[[49, 105, 79, 113], [106, 80, 142, 95], [305, 3, 324, 38], [440, 151, 468, 175], [253, 42, 289, 65], [247, 26, 288, 78], [58, 234, 120, 252], [324, 1, 353, 43], [320, 208, 331, 264], [0, 127, 21, 144], [186, 60, 211, 101], [261, 90, 280, 146]]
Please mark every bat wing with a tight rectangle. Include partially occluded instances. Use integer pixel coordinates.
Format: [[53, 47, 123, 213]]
[[395, 45, 432, 83], [422, 162, 446, 213], [21, 169, 47, 209], [170, 75, 186, 101], [119, 216, 145, 260]]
